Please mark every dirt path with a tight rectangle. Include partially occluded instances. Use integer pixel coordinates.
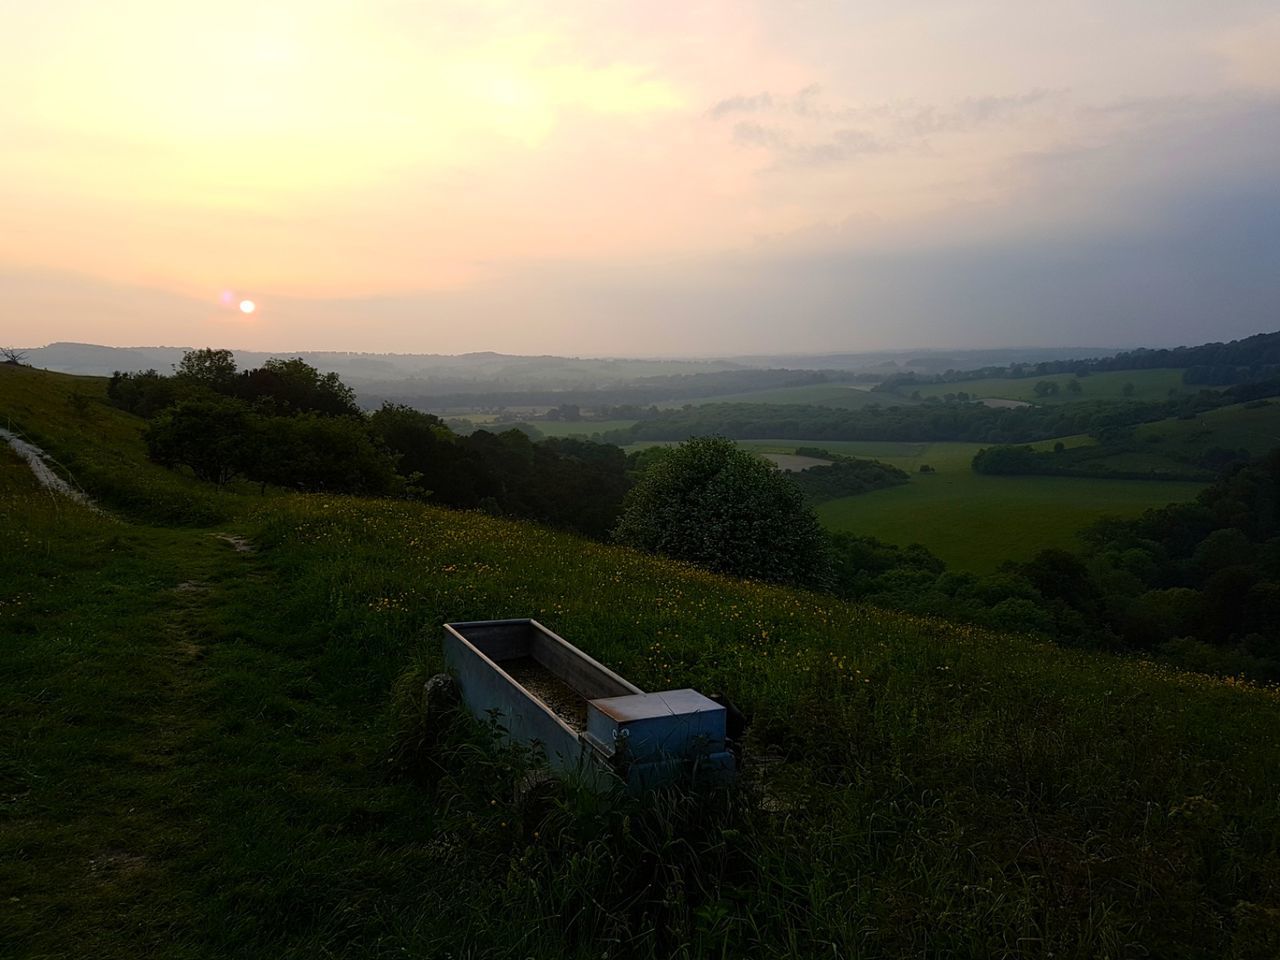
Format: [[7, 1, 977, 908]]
[[0, 426, 96, 507]]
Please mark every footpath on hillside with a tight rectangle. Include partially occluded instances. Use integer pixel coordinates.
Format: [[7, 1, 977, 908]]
[[1, 426, 97, 507]]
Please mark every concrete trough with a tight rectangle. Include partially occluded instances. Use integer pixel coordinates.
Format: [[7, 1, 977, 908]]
[[443, 619, 735, 790]]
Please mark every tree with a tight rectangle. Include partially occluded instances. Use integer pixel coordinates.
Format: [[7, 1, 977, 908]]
[[1122, 382, 1136, 397], [236, 357, 361, 417], [612, 436, 830, 587], [370, 403, 495, 505], [1, 347, 28, 366], [175, 348, 238, 390], [249, 414, 397, 494], [143, 397, 254, 486], [107, 370, 179, 418], [1066, 378, 1083, 395], [1033, 380, 1060, 398]]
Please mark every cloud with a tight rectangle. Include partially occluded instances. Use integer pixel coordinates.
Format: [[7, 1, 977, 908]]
[[707, 92, 774, 118], [709, 85, 1062, 169], [731, 121, 785, 148], [731, 117, 883, 166]]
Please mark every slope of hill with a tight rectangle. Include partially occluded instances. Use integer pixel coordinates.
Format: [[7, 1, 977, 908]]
[[3, 364, 1279, 958]]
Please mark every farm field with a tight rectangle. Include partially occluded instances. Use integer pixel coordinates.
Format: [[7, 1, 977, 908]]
[[816, 472, 1204, 573], [907, 367, 1190, 404]]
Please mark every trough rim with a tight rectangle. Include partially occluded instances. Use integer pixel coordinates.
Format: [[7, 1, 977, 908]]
[[443, 618, 643, 740]]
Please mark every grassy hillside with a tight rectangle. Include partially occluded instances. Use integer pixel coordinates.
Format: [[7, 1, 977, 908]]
[[986, 400, 1280, 480], [908, 368, 1190, 404], [1134, 398, 1280, 456], [3, 366, 1280, 958], [0, 365, 240, 524]]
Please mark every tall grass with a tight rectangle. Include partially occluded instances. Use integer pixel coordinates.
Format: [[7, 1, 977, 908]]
[[4, 365, 1280, 957], [251, 494, 1280, 957]]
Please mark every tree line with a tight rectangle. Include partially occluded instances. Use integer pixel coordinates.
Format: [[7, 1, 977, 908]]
[[110, 350, 632, 539], [602, 380, 1279, 445], [873, 329, 1280, 391]]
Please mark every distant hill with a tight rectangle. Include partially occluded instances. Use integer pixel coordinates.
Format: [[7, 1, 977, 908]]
[[21, 340, 1123, 383]]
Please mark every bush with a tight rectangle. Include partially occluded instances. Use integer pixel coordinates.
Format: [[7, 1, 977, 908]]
[[251, 414, 398, 495], [612, 436, 830, 587], [144, 396, 255, 486]]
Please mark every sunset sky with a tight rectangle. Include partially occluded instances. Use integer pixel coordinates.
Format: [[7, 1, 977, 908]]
[[3, 1, 1278, 355]]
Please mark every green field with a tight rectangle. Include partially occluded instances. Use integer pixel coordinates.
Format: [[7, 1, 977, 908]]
[[720, 437, 1202, 572], [816, 472, 1204, 573], [909, 367, 1190, 404], [1135, 398, 1280, 454], [3, 364, 1280, 957]]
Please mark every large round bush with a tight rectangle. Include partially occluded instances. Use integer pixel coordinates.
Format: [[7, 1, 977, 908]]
[[613, 436, 830, 587]]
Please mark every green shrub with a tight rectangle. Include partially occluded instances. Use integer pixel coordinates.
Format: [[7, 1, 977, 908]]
[[613, 436, 830, 587]]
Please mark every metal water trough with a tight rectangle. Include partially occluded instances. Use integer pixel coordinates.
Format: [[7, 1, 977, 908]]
[[443, 619, 735, 790]]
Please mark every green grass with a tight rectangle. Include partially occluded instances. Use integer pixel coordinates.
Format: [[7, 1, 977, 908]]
[[706, 437, 1202, 572], [0, 364, 242, 524], [909, 368, 1191, 404], [816, 472, 1205, 573], [4, 367, 1280, 958], [1134, 398, 1280, 455]]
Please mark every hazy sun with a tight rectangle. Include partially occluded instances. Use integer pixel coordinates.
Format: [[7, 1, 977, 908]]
[[238, 299, 256, 314]]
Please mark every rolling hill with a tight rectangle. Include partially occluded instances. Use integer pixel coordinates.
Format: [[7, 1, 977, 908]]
[[3, 364, 1279, 958]]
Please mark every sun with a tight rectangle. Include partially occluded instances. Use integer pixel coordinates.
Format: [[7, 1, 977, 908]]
[[238, 299, 256, 314]]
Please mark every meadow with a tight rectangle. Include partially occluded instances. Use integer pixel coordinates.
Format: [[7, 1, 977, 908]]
[[763, 437, 1202, 572], [1134, 398, 1280, 456], [3, 364, 1280, 958], [627, 435, 1202, 572], [816, 471, 1205, 573]]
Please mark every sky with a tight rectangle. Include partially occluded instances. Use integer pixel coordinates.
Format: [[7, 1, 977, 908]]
[[2, 0, 1278, 356]]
